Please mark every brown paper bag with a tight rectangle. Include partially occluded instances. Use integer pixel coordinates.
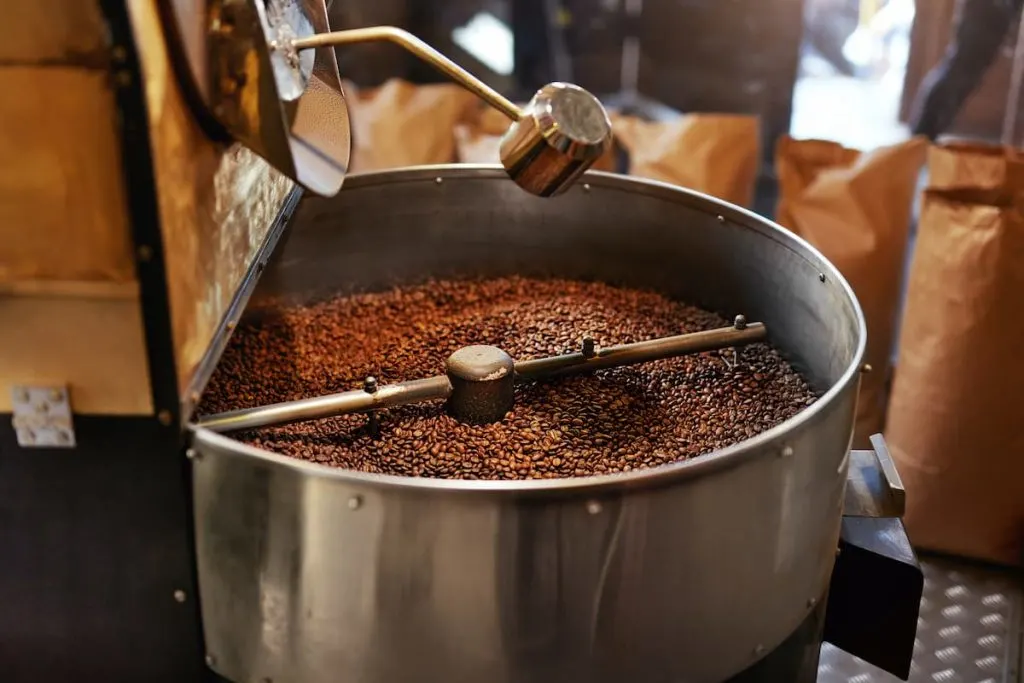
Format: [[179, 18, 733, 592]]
[[774, 135, 928, 449], [455, 102, 618, 171], [611, 114, 761, 207], [344, 79, 477, 172], [885, 142, 1024, 567]]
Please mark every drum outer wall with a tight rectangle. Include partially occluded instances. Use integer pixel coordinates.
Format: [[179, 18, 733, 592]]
[[190, 167, 866, 683]]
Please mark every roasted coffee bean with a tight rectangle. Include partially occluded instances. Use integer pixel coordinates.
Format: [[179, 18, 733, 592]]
[[200, 277, 818, 479]]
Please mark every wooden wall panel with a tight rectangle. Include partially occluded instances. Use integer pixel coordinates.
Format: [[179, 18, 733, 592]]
[[0, 67, 135, 286], [0, 293, 152, 414], [1, 3, 108, 65]]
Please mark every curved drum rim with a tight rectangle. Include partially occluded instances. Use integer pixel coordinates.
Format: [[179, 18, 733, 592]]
[[189, 164, 867, 495]]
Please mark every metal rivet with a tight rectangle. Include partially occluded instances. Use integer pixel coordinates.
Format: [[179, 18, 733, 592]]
[[818, 272, 826, 283], [780, 445, 794, 458], [205, 654, 217, 667], [807, 597, 817, 608], [861, 363, 873, 374], [137, 245, 153, 262], [435, 177, 443, 185], [173, 589, 187, 603], [185, 448, 199, 461], [717, 214, 725, 223], [733, 314, 747, 330], [582, 183, 591, 192], [585, 500, 602, 515], [157, 410, 173, 426], [348, 495, 363, 510]]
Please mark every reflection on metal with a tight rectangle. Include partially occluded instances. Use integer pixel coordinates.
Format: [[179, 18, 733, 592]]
[[188, 167, 867, 683], [165, 0, 350, 195], [292, 26, 522, 121], [843, 434, 906, 518]]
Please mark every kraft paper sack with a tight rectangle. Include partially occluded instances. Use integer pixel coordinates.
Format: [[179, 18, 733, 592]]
[[344, 79, 477, 172], [611, 114, 760, 208], [774, 135, 927, 449], [886, 142, 1024, 567]]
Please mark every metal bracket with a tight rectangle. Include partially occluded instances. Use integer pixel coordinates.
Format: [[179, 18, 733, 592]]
[[843, 433, 905, 518], [10, 385, 76, 448]]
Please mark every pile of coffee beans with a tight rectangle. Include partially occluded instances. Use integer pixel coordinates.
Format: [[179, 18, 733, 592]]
[[200, 277, 817, 479]]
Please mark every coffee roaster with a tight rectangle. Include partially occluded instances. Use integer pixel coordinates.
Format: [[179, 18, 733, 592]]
[[1, 1, 922, 682]]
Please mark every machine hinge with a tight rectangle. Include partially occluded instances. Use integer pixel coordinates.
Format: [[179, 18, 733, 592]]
[[10, 385, 76, 448]]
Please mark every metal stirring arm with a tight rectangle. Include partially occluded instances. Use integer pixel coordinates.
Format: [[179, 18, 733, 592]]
[[198, 318, 767, 433], [286, 25, 614, 197]]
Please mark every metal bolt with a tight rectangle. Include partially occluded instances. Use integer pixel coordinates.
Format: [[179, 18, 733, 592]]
[[861, 363, 873, 374], [348, 495, 363, 510], [173, 589, 187, 603], [818, 272, 826, 283], [435, 177, 443, 185], [582, 183, 592, 193], [585, 500, 602, 515], [138, 245, 153, 262], [363, 377, 378, 394], [185, 448, 199, 461], [733, 314, 747, 330], [157, 410, 173, 426], [581, 337, 596, 359], [717, 214, 725, 223], [780, 445, 794, 458], [205, 654, 217, 668]]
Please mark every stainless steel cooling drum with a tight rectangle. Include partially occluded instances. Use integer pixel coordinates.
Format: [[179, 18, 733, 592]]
[[188, 165, 866, 683]]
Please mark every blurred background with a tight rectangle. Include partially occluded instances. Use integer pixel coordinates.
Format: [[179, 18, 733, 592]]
[[327, 0, 1024, 212]]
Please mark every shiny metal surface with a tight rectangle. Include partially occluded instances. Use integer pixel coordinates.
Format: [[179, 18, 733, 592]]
[[191, 166, 867, 683], [501, 83, 614, 197], [514, 321, 766, 380], [844, 435, 906, 518], [198, 375, 452, 433], [164, 0, 351, 195], [819, 555, 1024, 682], [292, 26, 522, 121], [200, 322, 766, 430]]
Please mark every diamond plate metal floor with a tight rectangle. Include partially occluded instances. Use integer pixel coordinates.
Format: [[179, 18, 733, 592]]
[[819, 556, 1024, 682]]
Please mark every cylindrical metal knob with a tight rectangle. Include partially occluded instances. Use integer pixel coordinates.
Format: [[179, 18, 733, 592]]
[[500, 82, 613, 197], [445, 345, 516, 425]]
